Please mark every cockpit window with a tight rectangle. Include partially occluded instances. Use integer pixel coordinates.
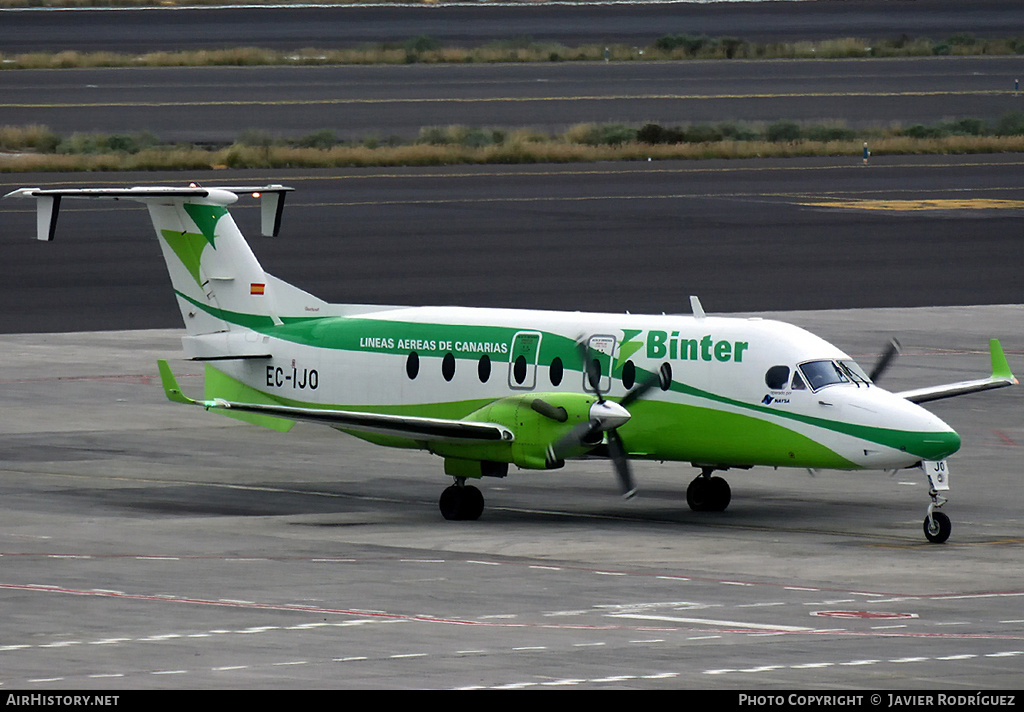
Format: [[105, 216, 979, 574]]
[[799, 360, 849, 390], [838, 360, 872, 385], [791, 371, 806, 390], [765, 365, 790, 390]]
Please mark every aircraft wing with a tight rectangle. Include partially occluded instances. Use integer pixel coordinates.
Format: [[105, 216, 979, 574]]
[[157, 361, 513, 444], [895, 339, 1017, 404]]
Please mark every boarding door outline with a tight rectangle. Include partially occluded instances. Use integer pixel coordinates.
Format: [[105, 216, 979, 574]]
[[582, 334, 617, 395], [508, 331, 542, 390]]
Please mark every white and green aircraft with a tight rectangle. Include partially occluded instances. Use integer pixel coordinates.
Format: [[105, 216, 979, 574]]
[[8, 184, 1017, 543]]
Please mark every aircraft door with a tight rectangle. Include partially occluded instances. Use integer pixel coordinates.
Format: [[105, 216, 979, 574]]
[[583, 334, 617, 394], [508, 331, 542, 389]]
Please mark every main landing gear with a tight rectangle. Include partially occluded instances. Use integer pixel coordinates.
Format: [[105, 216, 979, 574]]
[[686, 467, 731, 512], [439, 478, 485, 521]]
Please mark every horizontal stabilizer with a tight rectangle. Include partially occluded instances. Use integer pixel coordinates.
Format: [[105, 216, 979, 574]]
[[5, 185, 294, 240], [896, 339, 1017, 404], [182, 332, 272, 361]]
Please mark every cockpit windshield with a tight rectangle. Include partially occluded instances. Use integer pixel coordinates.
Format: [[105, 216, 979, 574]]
[[838, 360, 872, 385], [799, 360, 849, 390], [799, 359, 873, 391]]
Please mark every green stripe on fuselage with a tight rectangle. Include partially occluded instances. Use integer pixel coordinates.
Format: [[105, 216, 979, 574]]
[[186, 301, 952, 463]]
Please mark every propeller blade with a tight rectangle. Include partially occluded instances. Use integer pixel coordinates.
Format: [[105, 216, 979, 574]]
[[575, 339, 604, 398], [869, 338, 901, 383], [619, 371, 662, 409], [546, 419, 601, 466], [606, 430, 636, 499]]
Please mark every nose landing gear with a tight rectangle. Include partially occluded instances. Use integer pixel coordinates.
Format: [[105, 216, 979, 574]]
[[921, 460, 951, 544]]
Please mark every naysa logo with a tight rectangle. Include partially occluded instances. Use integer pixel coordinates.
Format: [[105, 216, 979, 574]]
[[762, 394, 790, 405]]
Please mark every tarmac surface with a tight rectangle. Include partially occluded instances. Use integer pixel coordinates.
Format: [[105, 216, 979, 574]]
[[0, 307, 1021, 689], [0, 0, 1018, 54], [5, 56, 1022, 145], [4, 155, 1024, 332]]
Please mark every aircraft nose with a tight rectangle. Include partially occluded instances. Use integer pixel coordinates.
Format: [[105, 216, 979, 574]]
[[916, 427, 961, 460], [908, 407, 961, 460]]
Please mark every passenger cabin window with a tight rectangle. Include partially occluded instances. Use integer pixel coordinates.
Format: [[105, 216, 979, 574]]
[[478, 354, 491, 383], [442, 352, 456, 382], [406, 351, 419, 380], [765, 365, 790, 390], [799, 360, 849, 391], [621, 360, 636, 390], [512, 355, 528, 385], [549, 357, 563, 386]]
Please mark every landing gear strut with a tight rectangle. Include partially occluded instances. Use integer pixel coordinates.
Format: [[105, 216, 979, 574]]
[[439, 478, 484, 521], [686, 468, 731, 512]]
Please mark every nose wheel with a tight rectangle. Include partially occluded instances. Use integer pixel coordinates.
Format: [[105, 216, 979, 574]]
[[923, 489, 951, 544]]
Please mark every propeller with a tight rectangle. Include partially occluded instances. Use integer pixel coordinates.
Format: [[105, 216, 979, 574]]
[[869, 338, 901, 383], [545, 339, 666, 499]]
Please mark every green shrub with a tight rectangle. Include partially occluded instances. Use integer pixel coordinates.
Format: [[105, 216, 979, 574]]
[[417, 126, 450, 145], [718, 121, 761, 142], [766, 120, 801, 142], [803, 124, 856, 142], [654, 34, 710, 54], [682, 124, 724, 143], [296, 129, 337, 149], [595, 124, 636, 145], [404, 36, 442, 53], [903, 124, 948, 139], [948, 33, 977, 47], [944, 117, 986, 136], [994, 111, 1024, 135], [637, 123, 665, 144]]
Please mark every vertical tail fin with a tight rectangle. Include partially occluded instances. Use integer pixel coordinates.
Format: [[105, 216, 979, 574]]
[[6, 185, 329, 342]]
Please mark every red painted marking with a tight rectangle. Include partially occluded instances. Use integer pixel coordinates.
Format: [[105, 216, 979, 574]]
[[994, 430, 1018, 447]]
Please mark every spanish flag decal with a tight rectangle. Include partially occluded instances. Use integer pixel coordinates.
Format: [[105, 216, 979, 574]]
[[250, 283, 266, 295]]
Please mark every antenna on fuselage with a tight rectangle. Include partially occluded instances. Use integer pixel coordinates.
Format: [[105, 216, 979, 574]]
[[690, 295, 706, 320]]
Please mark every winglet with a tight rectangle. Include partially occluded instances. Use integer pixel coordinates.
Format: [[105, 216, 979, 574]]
[[989, 338, 1017, 383], [896, 338, 1017, 404], [157, 359, 196, 405]]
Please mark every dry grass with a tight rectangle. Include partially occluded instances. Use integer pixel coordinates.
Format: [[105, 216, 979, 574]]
[[2, 33, 1021, 70], [6, 135, 1024, 173]]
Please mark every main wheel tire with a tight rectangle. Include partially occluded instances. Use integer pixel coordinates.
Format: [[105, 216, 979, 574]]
[[439, 485, 463, 520], [686, 477, 709, 512], [439, 484, 484, 521], [461, 485, 484, 521], [707, 476, 731, 512], [923, 511, 952, 544]]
